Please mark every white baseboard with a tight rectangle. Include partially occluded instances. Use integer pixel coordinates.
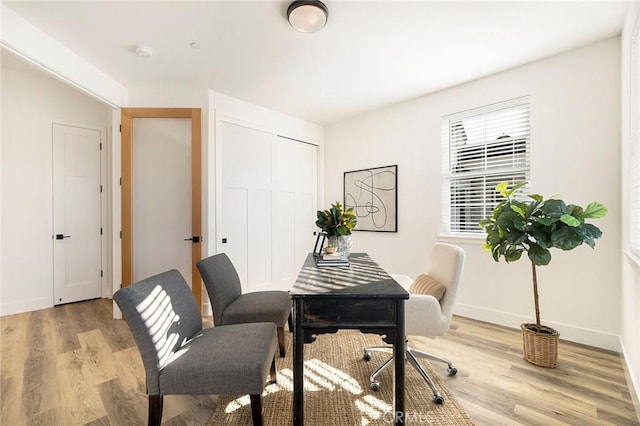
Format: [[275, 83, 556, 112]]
[[0, 297, 51, 317], [620, 336, 640, 423], [453, 302, 621, 352]]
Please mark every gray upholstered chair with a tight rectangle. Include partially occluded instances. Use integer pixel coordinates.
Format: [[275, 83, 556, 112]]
[[363, 243, 466, 404], [113, 269, 277, 426], [197, 253, 293, 357]]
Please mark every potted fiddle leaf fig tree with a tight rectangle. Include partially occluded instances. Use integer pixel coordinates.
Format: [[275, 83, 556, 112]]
[[479, 182, 608, 368]]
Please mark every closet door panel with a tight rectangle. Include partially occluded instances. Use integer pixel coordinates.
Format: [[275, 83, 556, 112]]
[[219, 121, 317, 291], [248, 189, 272, 290]]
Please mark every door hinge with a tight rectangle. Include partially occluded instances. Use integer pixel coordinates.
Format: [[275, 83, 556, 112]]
[[101, 270, 103, 277], [100, 228, 103, 235], [119, 124, 122, 132], [99, 142, 102, 150], [120, 177, 122, 186], [120, 230, 122, 239], [100, 185, 103, 193]]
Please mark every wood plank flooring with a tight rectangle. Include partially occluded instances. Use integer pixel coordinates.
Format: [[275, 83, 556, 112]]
[[1, 298, 638, 425]]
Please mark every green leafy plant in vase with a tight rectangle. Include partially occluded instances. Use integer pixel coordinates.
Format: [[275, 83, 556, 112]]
[[316, 201, 357, 256], [479, 182, 608, 368]]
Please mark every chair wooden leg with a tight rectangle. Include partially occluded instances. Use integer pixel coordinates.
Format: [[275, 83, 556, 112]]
[[148, 394, 163, 426], [269, 356, 277, 384], [250, 394, 264, 426], [277, 326, 285, 357]]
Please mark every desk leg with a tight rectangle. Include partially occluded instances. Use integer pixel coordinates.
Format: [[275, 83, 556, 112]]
[[393, 300, 406, 424], [293, 300, 304, 426]]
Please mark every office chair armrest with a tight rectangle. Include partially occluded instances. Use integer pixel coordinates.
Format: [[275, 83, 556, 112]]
[[390, 274, 413, 291], [405, 294, 450, 336]]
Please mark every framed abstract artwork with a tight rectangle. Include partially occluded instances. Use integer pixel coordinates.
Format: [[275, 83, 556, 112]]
[[344, 164, 397, 232]]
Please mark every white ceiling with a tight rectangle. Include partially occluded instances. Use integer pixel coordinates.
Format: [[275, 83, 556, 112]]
[[3, 1, 630, 125]]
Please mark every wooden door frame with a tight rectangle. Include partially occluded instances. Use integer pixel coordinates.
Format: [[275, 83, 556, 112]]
[[121, 108, 203, 311]]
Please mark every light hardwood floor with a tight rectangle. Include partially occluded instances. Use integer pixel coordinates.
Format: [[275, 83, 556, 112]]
[[1, 298, 638, 425]]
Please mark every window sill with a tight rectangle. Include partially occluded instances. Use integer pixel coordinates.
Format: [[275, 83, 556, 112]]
[[438, 232, 486, 245], [624, 250, 640, 271]]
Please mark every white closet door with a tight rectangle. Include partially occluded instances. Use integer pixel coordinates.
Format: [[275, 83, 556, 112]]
[[219, 123, 273, 289], [218, 122, 317, 291], [273, 138, 317, 287]]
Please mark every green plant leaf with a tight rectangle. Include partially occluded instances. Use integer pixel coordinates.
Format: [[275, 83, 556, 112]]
[[550, 227, 583, 250], [506, 181, 527, 197], [527, 242, 551, 265], [528, 193, 543, 202], [529, 227, 552, 249], [582, 202, 608, 219], [496, 182, 510, 198], [504, 247, 523, 262], [510, 204, 526, 217], [581, 223, 603, 240], [531, 216, 554, 226], [576, 223, 603, 248], [560, 214, 581, 227], [540, 199, 567, 218]]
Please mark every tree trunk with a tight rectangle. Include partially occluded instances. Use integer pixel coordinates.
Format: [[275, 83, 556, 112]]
[[531, 261, 541, 329]]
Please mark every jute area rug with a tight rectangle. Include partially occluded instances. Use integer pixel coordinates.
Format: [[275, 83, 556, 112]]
[[208, 330, 474, 425]]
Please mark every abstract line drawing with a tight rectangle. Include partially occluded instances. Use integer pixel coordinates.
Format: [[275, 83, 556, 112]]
[[344, 165, 397, 232]]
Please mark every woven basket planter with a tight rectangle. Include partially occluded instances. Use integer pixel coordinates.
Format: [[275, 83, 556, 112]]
[[521, 323, 559, 368]]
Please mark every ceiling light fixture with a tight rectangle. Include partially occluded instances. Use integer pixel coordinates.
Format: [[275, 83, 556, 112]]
[[287, 0, 328, 33]]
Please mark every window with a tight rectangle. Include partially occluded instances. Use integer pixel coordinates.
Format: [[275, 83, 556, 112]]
[[630, 17, 640, 257], [441, 97, 531, 235]]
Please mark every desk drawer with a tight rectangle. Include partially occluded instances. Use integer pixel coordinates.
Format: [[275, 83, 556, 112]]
[[302, 298, 397, 326]]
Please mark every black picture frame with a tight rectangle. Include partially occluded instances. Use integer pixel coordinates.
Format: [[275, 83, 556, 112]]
[[312, 232, 327, 257], [344, 164, 398, 232]]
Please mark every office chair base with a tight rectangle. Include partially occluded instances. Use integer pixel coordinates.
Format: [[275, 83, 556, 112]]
[[363, 345, 455, 405]]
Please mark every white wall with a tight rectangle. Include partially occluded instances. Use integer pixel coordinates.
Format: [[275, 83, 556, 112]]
[[1, 57, 111, 315], [620, 1, 640, 408], [325, 38, 622, 351], [1, 4, 127, 108]]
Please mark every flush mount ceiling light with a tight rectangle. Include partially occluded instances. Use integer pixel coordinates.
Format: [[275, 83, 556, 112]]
[[287, 0, 328, 33]]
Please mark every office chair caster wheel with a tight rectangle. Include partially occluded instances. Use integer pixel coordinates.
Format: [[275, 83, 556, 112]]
[[434, 395, 444, 404], [370, 381, 380, 391], [448, 367, 457, 376], [363, 351, 371, 361]]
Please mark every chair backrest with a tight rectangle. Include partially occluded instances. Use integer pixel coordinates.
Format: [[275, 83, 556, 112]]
[[426, 243, 466, 318], [113, 269, 202, 395], [196, 253, 243, 325]]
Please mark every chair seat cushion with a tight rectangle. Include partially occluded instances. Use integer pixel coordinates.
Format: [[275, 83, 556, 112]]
[[409, 274, 446, 300], [221, 291, 292, 327], [158, 322, 277, 395]]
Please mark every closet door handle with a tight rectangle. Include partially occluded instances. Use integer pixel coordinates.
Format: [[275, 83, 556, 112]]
[[55, 234, 71, 240]]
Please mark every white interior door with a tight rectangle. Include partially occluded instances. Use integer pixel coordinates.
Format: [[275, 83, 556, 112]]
[[132, 118, 192, 283], [218, 122, 317, 291], [53, 124, 102, 305]]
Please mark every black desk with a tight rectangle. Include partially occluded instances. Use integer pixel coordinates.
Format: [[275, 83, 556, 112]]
[[290, 253, 409, 425]]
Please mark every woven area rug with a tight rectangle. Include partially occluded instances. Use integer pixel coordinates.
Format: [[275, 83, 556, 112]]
[[208, 330, 474, 425]]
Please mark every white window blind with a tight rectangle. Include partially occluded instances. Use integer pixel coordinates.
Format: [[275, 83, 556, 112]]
[[441, 97, 531, 234], [630, 17, 640, 257]]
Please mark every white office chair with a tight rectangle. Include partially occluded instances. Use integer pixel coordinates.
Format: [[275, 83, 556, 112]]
[[363, 243, 466, 404]]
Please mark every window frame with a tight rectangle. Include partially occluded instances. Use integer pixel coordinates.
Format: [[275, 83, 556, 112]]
[[440, 96, 531, 237], [629, 15, 640, 260]]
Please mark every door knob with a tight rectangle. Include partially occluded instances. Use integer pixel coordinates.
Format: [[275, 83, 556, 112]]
[[184, 236, 201, 243], [55, 234, 71, 240]]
